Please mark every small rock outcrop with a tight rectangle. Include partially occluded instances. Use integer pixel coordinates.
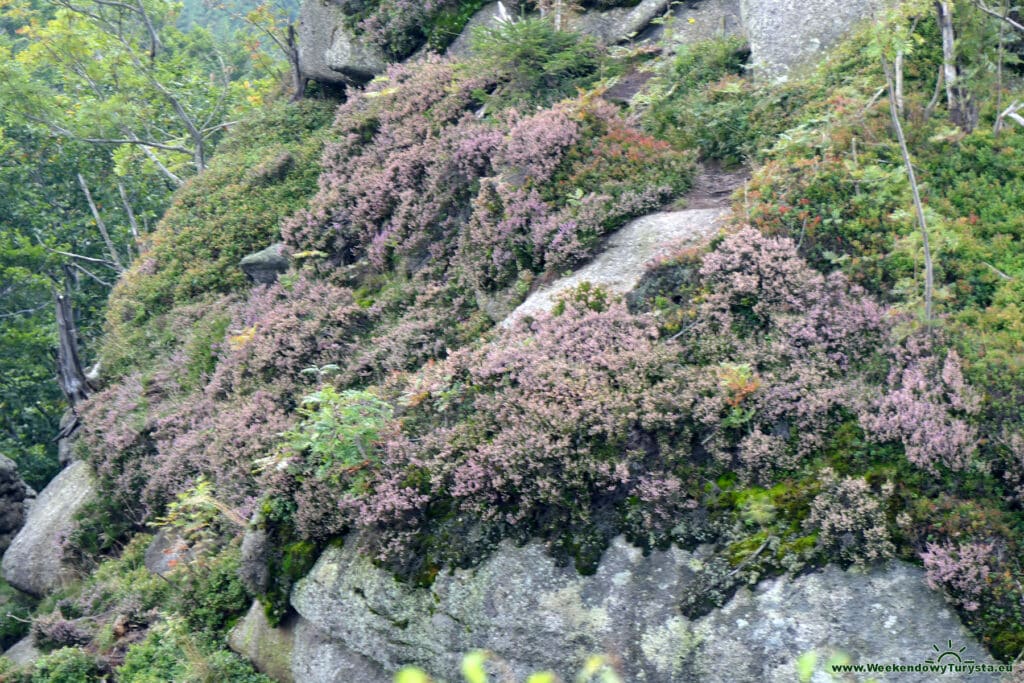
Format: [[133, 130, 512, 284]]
[[0, 455, 33, 554], [1, 635, 41, 672], [240, 243, 291, 285], [287, 537, 998, 682], [298, 0, 387, 86], [229, 602, 297, 683], [739, 0, 885, 80], [567, 0, 670, 45], [1, 461, 96, 597], [143, 529, 192, 577], [502, 207, 728, 327]]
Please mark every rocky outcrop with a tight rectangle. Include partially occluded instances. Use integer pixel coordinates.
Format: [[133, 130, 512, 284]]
[[739, 0, 885, 81], [0, 455, 33, 554], [636, 0, 743, 47], [567, 0, 669, 45], [1, 635, 41, 671], [502, 207, 728, 327], [287, 537, 998, 682], [1, 461, 95, 597], [143, 529, 192, 577], [229, 602, 297, 683], [298, 0, 387, 86], [240, 243, 290, 285]]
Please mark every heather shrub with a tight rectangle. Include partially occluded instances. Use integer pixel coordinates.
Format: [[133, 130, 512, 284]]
[[804, 470, 894, 566], [354, 296, 693, 572], [921, 541, 994, 612], [860, 343, 980, 472]]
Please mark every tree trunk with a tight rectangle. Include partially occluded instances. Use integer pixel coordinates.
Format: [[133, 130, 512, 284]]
[[883, 57, 934, 325], [54, 282, 94, 410]]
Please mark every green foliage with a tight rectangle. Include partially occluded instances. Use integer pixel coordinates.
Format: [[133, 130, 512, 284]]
[[102, 100, 335, 377], [29, 648, 101, 683], [0, 579, 33, 650], [176, 548, 251, 635], [279, 386, 393, 486], [471, 17, 603, 107], [117, 619, 273, 683]]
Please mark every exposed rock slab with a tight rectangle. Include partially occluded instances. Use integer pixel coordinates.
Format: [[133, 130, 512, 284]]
[[690, 563, 1000, 682], [143, 529, 192, 577], [298, 0, 387, 85], [635, 0, 744, 47], [228, 601, 297, 683], [288, 536, 996, 682], [1, 635, 41, 671], [446, 1, 506, 58], [240, 243, 291, 285], [502, 208, 727, 327], [1, 461, 95, 597], [739, 0, 886, 81], [567, 0, 670, 45]]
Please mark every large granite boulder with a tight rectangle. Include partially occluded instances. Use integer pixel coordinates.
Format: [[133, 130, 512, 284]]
[[0, 455, 33, 554], [298, 0, 388, 86], [287, 536, 999, 682], [229, 602, 297, 683], [502, 208, 728, 327], [1, 635, 41, 672], [739, 0, 886, 81], [1, 461, 95, 597]]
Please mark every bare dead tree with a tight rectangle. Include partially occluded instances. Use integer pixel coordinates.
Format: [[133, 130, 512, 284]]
[[77, 173, 126, 272], [53, 272, 95, 440], [883, 56, 935, 325]]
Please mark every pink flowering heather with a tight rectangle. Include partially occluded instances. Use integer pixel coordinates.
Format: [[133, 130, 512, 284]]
[[921, 540, 994, 611], [860, 344, 981, 472]]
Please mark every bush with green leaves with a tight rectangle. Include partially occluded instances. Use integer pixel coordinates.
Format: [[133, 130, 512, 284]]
[[470, 17, 604, 107]]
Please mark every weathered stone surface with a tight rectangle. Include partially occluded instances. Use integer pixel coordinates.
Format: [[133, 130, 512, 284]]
[[2, 636, 41, 671], [446, 1, 506, 58], [690, 563, 999, 682], [740, 0, 885, 81], [636, 0, 744, 47], [143, 528, 192, 577], [292, 617, 389, 683], [0, 455, 32, 554], [239, 522, 270, 596], [289, 536, 995, 682], [1, 461, 95, 597], [298, 0, 388, 85], [240, 243, 290, 285], [228, 601, 297, 683], [567, 0, 670, 45], [502, 208, 728, 327]]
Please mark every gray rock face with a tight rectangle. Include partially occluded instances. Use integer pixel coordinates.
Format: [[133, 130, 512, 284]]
[[740, 0, 885, 81], [0, 455, 32, 554], [502, 208, 728, 327], [1, 461, 96, 597], [239, 523, 270, 595], [1, 636, 41, 671], [229, 602, 298, 683], [288, 537, 997, 682], [446, 1, 506, 58], [567, 0, 670, 44], [240, 243, 291, 285], [636, 0, 744, 47], [298, 0, 387, 85], [143, 529, 192, 577], [690, 563, 999, 682]]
